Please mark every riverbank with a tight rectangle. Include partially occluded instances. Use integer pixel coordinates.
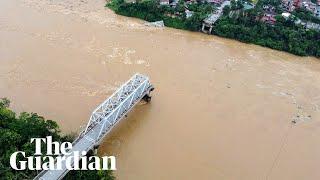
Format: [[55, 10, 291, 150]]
[[107, 0, 213, 31], [107, 0, 320, 57]]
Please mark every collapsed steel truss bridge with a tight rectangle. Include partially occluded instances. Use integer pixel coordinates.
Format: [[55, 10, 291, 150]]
[[34, 73, 154, 180]]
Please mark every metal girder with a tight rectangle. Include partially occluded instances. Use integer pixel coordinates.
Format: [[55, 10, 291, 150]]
[[80, 73, 153, 143]]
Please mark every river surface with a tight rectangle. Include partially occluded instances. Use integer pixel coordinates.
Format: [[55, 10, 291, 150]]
[[1, 0, 320, 179]]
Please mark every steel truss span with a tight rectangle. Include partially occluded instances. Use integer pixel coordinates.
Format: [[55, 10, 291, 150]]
[[34, 73, 154, 180]]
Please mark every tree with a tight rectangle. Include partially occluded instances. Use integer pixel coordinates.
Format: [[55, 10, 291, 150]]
[[223, 5, 231, 16], [0, 99, 115, 180]]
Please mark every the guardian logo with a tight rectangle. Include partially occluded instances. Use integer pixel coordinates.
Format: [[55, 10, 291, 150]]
[[10, 136, 116, 171]]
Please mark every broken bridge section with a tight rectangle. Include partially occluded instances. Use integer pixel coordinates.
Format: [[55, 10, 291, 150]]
[[34, 73, 154, 180]]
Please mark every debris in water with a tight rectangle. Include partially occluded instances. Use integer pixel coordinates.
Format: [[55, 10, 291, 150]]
[[144, 20, 164, 27]]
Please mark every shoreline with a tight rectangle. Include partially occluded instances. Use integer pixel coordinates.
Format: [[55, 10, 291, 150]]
[[106, 0, 320, 58]]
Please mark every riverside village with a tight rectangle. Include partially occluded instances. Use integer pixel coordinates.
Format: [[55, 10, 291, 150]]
[[118, 0, 320, 33]]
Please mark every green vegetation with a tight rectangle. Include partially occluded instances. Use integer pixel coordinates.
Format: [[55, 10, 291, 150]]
[[230, 0, 244, 10], [214, 0, 320, 56], [292, 8, 320, 24], [214, 15, 320, 56], [107, 0, 320, 57], [107, 0, 214, 31], [0, 98, 114, 180]]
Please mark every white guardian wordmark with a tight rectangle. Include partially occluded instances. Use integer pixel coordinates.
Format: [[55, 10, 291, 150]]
[[10, 136, 116, 171]]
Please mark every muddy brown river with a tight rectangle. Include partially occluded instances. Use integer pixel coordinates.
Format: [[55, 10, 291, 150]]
[[1, 0, 320, 179]]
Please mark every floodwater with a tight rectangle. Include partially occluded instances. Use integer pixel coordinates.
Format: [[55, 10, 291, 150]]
[[1, 0, 320, 179]]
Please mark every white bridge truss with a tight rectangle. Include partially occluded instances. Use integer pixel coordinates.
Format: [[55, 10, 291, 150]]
[[34, 73, 154, 180], [81, 73, 154, 143]]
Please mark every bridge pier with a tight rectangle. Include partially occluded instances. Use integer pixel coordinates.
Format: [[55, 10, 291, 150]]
[[142, 86, 154, 103], [202, 23, 213, 34], [142, 94, 152, 102]]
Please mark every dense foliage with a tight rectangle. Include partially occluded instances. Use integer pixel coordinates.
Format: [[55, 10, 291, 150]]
[[214, 11, 320, 56], [292, 8, 320, 24], [214, 0, 320, 57], [107, 0, 214, 31], [107, 0, 320, 57], [0, 98, 114, 180]]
